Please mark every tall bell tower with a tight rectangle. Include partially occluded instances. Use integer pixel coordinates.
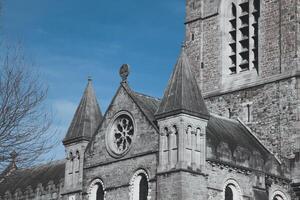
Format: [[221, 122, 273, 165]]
[[184, 0, 300, 159]]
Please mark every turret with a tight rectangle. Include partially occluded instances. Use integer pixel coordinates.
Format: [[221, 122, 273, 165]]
[[155, 48, 210, 200], [62, 78, 102, 200]]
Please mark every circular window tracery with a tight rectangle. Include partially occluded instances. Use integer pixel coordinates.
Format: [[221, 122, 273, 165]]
[[107, 112, 135, 157]]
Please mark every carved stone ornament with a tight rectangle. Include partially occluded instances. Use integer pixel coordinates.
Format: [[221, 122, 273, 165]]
[[107, 112, 135, 157], [119, 64, 130, 82]]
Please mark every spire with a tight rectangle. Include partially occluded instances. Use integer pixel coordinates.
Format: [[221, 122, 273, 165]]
[[155, 48, 209, 120], [63, 78, 103, 145]]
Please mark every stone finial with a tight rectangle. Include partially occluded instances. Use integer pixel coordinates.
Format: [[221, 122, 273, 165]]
[[88, 76, 92, 82], [119, 64, 130, 83]]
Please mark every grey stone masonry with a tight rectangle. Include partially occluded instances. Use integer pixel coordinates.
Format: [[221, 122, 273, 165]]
[[185, 0, 300, 158]]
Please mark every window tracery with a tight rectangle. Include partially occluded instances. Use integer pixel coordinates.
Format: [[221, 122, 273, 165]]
[[107, 112, 135, 157]]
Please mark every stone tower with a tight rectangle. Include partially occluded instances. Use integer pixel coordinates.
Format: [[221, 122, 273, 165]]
[[62, 79, 102, 200], [155, 49, 210, 200], [184, 0, 300, 158]]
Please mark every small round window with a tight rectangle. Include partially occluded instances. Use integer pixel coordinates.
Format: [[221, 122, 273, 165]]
[[107, 112, 135, 157]]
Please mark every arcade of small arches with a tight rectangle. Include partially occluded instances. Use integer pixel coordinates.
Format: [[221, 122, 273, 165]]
[[88, 170, 150, 200], [67, 150, 80, 174], [159, 123, 206, 170]]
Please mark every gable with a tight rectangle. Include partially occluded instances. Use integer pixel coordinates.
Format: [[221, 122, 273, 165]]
[[84, 84, 159, 168]]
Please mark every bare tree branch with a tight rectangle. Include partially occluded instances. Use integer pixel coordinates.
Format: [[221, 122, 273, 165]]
[[0, 44, 56, 171]]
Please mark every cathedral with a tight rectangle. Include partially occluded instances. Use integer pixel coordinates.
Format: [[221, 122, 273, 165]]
[[1, 0, 300, 199]]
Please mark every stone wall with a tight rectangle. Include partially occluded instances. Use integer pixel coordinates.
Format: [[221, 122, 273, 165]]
[[83, 85, 159, 200], [157, 171, 207, 200], [185, 0, 299, 157], [206, 160, 291, 200], [205, 78, 298, 157]]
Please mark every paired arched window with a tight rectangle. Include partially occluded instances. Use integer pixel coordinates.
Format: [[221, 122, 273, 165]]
[[88, 179, 105, 200], [223, 0, 260, 74], [130, 170, 150, 200], [161, 125, 178, 168]]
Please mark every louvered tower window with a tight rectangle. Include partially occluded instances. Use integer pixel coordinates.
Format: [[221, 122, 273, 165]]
[[228, 0, 259, 74], [229, 3, 237, 74]]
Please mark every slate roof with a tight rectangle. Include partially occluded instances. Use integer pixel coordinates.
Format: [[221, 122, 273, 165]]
[[63, 79, 103, 144], [0, 160, 65, 195], [122, 83, 160, 130], [155, 49, 209, 120], [207, 114, 271, 157], [125, 82, 271, 159]]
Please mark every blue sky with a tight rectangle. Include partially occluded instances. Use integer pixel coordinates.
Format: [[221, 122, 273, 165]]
[[1, 0, 185, 161]]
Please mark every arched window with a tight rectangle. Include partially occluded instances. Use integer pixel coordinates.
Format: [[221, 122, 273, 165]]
[[271, 191, 288, 200], [88, 179, 105, 200], [130, 170, 150, 200], [225, 186, 233, 200], [223, 179, 242, 200]]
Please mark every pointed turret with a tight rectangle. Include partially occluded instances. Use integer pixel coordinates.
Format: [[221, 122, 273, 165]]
[[63, 78, 102, 145], [156, 48, 209, 200], [155, 49, 209, 120], [62, 78, 102, 197]]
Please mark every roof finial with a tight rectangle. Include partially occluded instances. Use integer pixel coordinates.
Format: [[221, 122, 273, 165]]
[[119, 64, 130, 83], [88, 76, 92, 82]]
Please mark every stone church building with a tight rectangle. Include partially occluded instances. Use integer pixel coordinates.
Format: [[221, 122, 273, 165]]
[[1, 0, 300, 199]]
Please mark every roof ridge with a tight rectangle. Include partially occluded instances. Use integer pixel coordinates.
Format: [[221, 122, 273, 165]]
[[133, 91, 161, 101]]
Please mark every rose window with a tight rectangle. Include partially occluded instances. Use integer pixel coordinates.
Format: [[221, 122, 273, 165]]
[[107, 114, 134, 156]]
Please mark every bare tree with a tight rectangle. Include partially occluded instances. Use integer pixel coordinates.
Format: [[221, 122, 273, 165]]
[[0, 45, 55, 171]]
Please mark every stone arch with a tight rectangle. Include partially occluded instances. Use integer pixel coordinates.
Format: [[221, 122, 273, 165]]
[[88, 178, 105, 200], [222, 179, 243, 200], [270, 190, 289, 200], [129, 169, 150, 200]]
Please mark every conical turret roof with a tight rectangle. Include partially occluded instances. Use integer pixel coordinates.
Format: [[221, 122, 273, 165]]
[[155, 49, 209, 120], [63, 79, 102, 145]]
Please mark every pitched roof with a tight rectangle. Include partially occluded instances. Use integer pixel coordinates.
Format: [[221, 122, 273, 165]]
[[63, 79, 102, 145], [155, 49, 209, 120], [0, 160, 65, 195], [207, 114, 272, 158], [121, 83, 161, 130]]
